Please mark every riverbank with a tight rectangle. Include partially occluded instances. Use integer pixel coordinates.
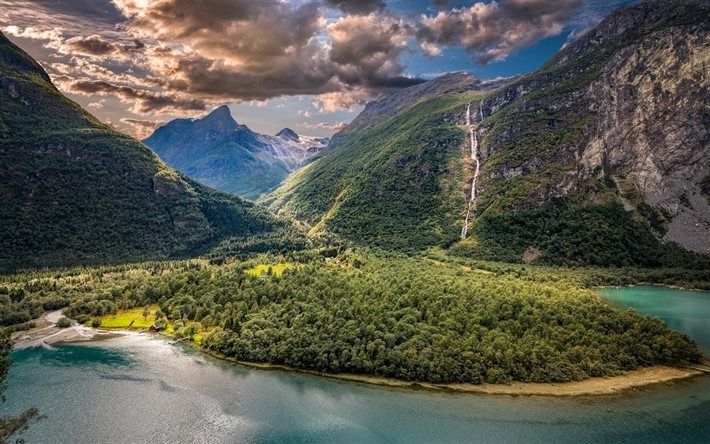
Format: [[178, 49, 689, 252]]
[[11, 310, 119, 349], [202, 349, 708, 397]]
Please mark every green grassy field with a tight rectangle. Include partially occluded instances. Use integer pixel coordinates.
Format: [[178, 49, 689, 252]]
[[97, 305, 160, 329]]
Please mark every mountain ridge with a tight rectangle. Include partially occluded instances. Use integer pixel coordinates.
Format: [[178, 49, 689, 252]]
[[0, 31, 282, 271]]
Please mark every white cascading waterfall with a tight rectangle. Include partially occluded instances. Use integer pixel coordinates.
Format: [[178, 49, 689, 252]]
[[461, 102, 482, 240]]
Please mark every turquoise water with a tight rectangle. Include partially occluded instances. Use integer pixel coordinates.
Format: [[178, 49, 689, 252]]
[[1, 334, 709, 443], [596, 285, 710, 355]]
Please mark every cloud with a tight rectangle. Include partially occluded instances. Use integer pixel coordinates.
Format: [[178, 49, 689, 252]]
[[1, 0, 612, 124], [114, 0, 323, 66], [56, 77, 208, 114], [327, 13, 420, 89], [416, 0, 583, 63], [2, 25, 62, 42], [304, 121, 348, 131], [87, 98, 106, 109], [61, 34, 122, 56], [110, 0, 335, 101], [120, 117, 165, 138], [0, 0, 119, 36], [109, 1, 422, 107], [47, 58, 164, 92], [314, 88, 373, 112], [324, 0, 386, 15], [58, 34, 144, 58]]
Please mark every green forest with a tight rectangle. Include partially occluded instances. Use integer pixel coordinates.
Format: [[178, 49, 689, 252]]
[[2, 252, 704, 385]]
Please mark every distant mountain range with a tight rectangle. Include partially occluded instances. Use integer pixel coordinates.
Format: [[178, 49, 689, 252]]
[[143, 107, 328, 199], [265, 0, 710, 266], [0, 32, 282, 271]]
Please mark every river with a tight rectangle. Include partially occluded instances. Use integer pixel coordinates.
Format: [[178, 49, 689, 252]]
[[1, 285, 709, 443]]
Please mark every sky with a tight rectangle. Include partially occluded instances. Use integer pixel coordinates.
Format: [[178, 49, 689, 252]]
[[1, 0, 636, 138]]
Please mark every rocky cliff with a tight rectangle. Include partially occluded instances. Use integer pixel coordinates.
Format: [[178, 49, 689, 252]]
[[470, 0, 709, 256]]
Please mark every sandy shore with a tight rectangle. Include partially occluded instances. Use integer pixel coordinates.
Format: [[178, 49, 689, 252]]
[[319, 366, 706, 396], [203, 350, 708, 397], [11, 310, 118, 349]]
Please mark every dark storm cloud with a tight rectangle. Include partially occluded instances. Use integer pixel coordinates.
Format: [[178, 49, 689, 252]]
[[324, 0, 387, 15], [327, 14, 422, 89], [113, 0, 423, 108], [59, 78, 207, 114], [60, 34, 145, 57]]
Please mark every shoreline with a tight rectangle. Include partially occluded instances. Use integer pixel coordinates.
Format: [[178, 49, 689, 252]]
[[12, 313, 708, 397], [11, 310, 122, 349], [593, 283, 710, 292], [199, 348, 708, 397]]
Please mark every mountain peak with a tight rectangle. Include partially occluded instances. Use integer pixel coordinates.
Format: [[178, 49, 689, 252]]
[[204, 105, 235, 123], [276, 128, 299, 141], [194, 105, 238, 134]]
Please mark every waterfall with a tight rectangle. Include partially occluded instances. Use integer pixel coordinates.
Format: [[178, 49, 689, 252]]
[[461, 102, 482, 240]]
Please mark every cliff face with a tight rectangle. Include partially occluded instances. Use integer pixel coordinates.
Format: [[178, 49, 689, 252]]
[[471, 0, 709, 255], [328, 72, 515, 150], [584, 24, 709, 252]]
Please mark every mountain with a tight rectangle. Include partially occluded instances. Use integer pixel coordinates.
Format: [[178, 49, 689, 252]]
[[143, 108, 328, 199], [0, 32, 281, 271], [266, 0, 710, 266]]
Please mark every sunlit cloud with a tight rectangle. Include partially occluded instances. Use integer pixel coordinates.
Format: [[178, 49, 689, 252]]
[[416, 0, 583, 64], [0, 0, 632, 137]]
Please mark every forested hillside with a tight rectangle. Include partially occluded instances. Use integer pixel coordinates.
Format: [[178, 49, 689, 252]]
[[267, 0, 710, 266], [265, 95, 470, 252], [0, 32, 285, 271]]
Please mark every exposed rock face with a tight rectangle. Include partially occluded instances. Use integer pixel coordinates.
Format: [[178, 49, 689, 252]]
[[472, 0, 709, 254], [584, 26, 709, 252], [267, 0, 709, 258]]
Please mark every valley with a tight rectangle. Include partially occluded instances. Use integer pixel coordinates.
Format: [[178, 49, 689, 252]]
[[0, 0, 709, 442]]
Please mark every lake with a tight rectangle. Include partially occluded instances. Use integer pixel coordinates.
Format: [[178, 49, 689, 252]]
[[596, 285, 710, 355], [1, 332, 709, 443], [2, 285, 710, 443]]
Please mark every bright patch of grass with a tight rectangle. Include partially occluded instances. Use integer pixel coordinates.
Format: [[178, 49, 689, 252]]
[[245, 262, 294, 277], [98, 305, 160, 329]]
